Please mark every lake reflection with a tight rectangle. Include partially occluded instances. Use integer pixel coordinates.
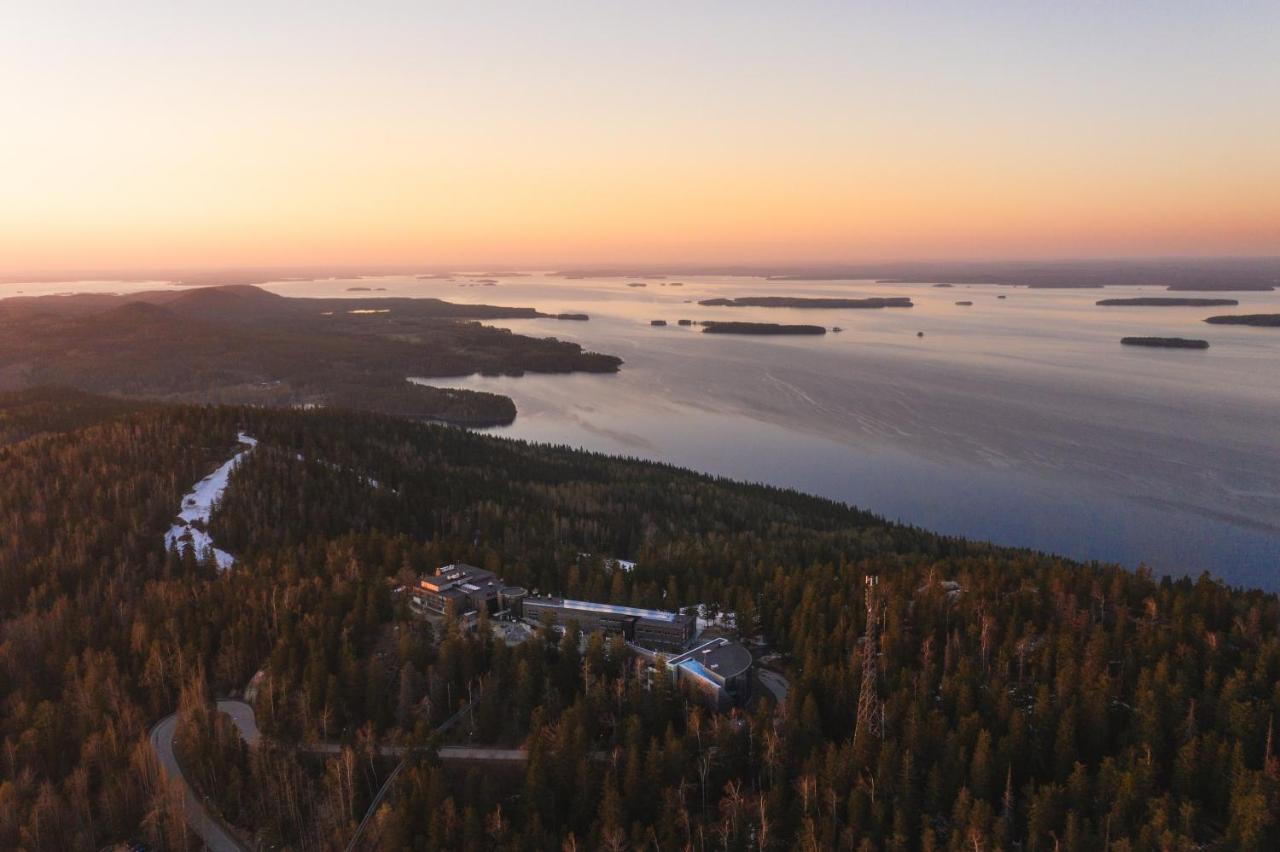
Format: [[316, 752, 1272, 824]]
[[6, 272, 1277, 588], [391, 273, 1279, 590]]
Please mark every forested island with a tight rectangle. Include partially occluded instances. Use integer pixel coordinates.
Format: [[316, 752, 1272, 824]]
[[699, 296, 913, 309], [1121, 337, 1211, 349], [0, 285, 621, 426], [702, 321, 827, 335], [1204, 314, 1280, 327], [0, 390, 1277, 850], [1098, 298, 1239, 307]]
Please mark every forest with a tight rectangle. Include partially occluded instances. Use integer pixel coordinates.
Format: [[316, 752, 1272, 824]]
[[0, 387, 1276, 850], [0, 286, 620, 426]]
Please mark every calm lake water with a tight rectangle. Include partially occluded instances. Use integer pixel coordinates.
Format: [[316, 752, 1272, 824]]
[[7, 273, 1279, 589]]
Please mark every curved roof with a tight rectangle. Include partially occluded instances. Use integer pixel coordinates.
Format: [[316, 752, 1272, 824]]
[[671, 637, 752, 681], [700, 640, 753, 679]]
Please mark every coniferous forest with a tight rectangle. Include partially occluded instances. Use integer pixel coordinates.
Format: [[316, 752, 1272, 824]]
[[0, 387, 1277, 850]]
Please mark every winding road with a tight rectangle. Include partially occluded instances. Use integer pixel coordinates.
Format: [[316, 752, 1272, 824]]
[[149, 703, 255, 852], [150, 698, 524, 851], [153, 663, 767, 850]]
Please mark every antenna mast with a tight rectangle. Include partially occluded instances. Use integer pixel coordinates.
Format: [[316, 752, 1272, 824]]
[[855, 575, 883, 742]]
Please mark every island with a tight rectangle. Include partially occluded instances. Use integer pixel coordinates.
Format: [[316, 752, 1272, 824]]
[[698, 296, 912, 309], [1203, 314, 1280, 327], [1120, 337, 1210, 349], [555, 313, 590, 321], [677, 319, 693, 326], [627, 282, 648, 288], [650, 319, 668, 326], [701, 321, 826, 335], [955, 301, 973, 306], [1098, 298, 1239, 307]]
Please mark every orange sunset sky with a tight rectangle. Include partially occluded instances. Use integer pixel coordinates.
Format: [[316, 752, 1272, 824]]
[[2, 2, 1277, 272]]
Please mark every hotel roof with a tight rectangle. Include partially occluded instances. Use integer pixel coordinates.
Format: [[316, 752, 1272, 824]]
[[669, 637, 752, 679], [538, 597, 682, 623]]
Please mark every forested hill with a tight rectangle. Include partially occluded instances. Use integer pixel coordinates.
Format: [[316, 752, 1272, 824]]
[[0, 385, 149, 446], [0, 285, 621, 426], [0, 392, 1276, 849]]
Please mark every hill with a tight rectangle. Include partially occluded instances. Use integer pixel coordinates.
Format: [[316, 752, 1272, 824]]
[[0, 398, 1275, 849], [0, 286, 621, 425], [0, 385, 147, 445]]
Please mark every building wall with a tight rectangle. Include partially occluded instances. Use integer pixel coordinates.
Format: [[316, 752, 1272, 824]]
[[634, 618, 694, 651]]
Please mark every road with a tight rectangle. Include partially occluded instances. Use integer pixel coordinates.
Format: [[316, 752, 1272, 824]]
[[216, 699, 261, 745], [155, 663, 786, 848], [149, 710, 251, 852], [151, 697, 526, 850]]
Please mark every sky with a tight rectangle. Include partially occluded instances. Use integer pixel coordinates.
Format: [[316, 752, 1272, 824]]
[[2, 1, 1278, 272]]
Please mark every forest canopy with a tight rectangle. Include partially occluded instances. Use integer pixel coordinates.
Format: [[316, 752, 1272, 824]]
[[0, 389, 1275, 850], [0, 286, 621, 426]]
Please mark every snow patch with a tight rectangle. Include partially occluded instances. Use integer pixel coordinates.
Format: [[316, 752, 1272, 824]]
[[577, 553, 636, 573], [165, 432, 257, 570], [694, 603, 737, 635]]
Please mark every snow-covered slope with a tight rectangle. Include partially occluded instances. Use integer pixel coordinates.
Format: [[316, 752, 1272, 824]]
[[164, 432, 257, 570]]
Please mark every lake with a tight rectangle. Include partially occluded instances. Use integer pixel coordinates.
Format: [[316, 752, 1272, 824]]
[[6, 272, 1279, 588]]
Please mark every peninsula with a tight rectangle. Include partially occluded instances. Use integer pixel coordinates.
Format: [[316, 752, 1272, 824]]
[[0, 285, 622, 426]]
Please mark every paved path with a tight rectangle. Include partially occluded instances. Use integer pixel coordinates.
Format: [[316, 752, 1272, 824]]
[[757, 668, 790, 709], [216, 699, 262, 745], [149, 712, 251, 852]]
